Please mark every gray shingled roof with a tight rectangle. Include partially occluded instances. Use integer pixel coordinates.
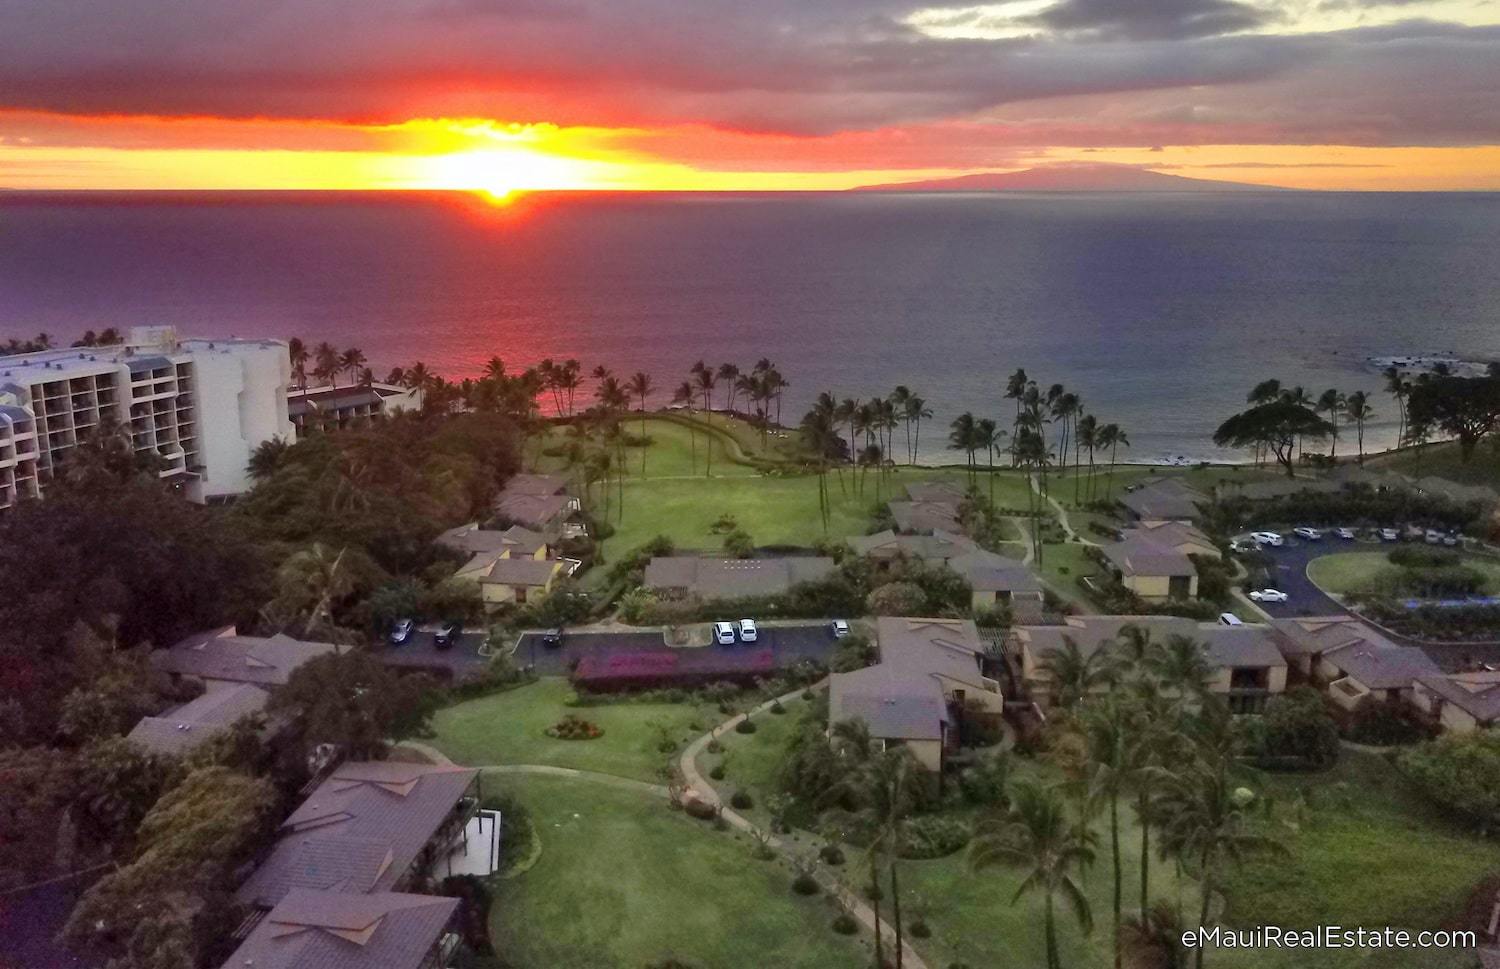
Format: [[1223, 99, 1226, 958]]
[[238, 762, 476, 910], [887, 500, 962, 535], [947, 550, 1043, 594], [1015, 616, 1285, 671], [1100, 535, 1196, 577], [150, 628, 339, 687], [1416, 672, 1500, 723], [501, 473, 569, 496], [494, 492, 572, 528], [437, 522, 547, 557], [1268, 616, 1381, 658], [904, 480, 967, 505], [219, 889, 457, 969], [1324, 640, 1438, 690], [1119, 478, 1207, 521], [1120, 521, 1218, 554], [126, 682, 268, 756], [469, 554, 561, 587], [847, 529, 979, 562], [642, 557, 834, 598], [829, 665, 947, 741]]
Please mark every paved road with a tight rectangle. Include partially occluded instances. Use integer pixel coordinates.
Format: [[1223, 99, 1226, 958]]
[[378, 629, 491, 679], [513, 622, 842, 676]]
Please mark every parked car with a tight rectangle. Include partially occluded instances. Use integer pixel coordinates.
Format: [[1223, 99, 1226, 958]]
[[1249, 589, 1289, 603], [389, 618, 415, 646], [1443, 532, 1461, 547], [540, 628, 563, 649], [1293, 526, 1322, 541], [831, 619, 850, 639], [1250, 531, 1284, 547], [1218, 612, 1244, 626], [738, 619, 759, 643], [1229, 538, 1257, 553], [1335, 527, 1356, 540], [1379, 528, 1400, 542], [1425, 529, 1445, 545], [435, 621, 462, 650], [713, 621, 737, 646]]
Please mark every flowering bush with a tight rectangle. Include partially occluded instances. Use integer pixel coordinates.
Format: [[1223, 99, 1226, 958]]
[[545, 715, 604, 740]]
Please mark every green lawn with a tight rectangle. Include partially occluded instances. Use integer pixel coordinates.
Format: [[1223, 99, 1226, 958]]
[[429, 677, 716, 782], [1309, 550, 1500, 596], [487, 773, 866, 969], [1369, 439, 1500, 486], [1035, 539, 1103, 608], [1218, 751, 1496, 969]]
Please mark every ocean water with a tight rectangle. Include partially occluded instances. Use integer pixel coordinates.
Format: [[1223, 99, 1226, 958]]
[[2, 189, 1499, 462]]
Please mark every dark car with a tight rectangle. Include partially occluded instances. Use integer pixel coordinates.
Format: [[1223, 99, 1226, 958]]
[[435, 621, 463, 650], [541, 628, 563, 649], [389, 618, 415, 646]]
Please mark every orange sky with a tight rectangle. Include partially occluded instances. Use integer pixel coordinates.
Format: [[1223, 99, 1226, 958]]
[[3, 0, 1500, 191]]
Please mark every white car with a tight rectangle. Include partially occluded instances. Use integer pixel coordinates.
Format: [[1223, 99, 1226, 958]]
[[713, 621, 737, 646], [1380, 528, 1400, 542], [1249, 589, 1289, 603], [1293, 526, 1322, 541], [831, 619, 850, 639], [1335, 527, 1356, 540], [738, 619, 758, 643], [1218, 612, 1244, 626], [1425, 529, 1445, 545], [1250, 531, 1284, 547]]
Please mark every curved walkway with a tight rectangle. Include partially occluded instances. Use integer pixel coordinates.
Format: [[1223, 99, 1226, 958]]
[[1031, 473, 1099, 547], [678, 681, 932, 969]]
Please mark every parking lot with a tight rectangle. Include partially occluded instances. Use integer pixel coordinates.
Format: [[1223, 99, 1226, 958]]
[[378, 626, 492, 680], [1244, 537, 1353, 620], [513, 622, 844, 676]]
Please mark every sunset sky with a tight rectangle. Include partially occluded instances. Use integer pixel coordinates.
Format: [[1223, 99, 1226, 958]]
[[2, 0, 1498, 192]]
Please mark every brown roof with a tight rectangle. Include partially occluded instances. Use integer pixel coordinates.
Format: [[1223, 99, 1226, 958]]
[[126, 682, 268, 756], [237, 761, 476, 909], [1121, 521, 1218, 555], [219, 889, 457, 969], [1268, 616, 1379, 658], [464, 554, 561, 587], [1100, 534, 1197, 577], [947, 550, 1044, 594], [1015, 616, 1286, 671], [437, 522, 547, 557], [501, 473, 569, 496], [887, 500, 962, 535], [495, 492, 572, 528], [150, 627, 339, 687], [642, 556, 834, 598], [847, 529, 979, 562], [828, 617, 990, 742], [1416, 671, 1500, 723], [1119, 477, 1207, 521], [904, 480, 967, 506]]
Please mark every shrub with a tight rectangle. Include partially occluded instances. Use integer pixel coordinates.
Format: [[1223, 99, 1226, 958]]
[[867, 581, 928, 616], [723, 528, 756, 559], [705, 739, 722, 754], [1256, 687, 1339, 768], [899, 815, 971, 859], [818, 844, 845, 865], [730, 790, 754, 810], [735, 719, 758, 734], [1389, 546, 1462, 568], [830, 632, 878, 673], [831, 914, 859, 935], [684, 797, 718, 821], [709, 763, 726, 781], [1347, 698, 1433, 746], [1397, 731, 1500, 833], [791, 872, 820, 895], [544, 715, 603, 740], [958, 752, 1011, 806], [769, 700, 785, 715], [909, 920, 932, 939]]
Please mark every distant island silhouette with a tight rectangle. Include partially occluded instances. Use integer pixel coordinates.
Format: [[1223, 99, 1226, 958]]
[[854, 163, 1280, 193]]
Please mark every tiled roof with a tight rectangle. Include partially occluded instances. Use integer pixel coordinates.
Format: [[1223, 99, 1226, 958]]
[[1015, 616, 1285, 671], [887, 500, 962, 535], [126, 682, 268, 756], [219, 889, 457, 969], [1324, 640, 1438, 690], [904, 480, 967, 505], [150, 627, 339, 687], [464, 554, 561, 587], [1119, 478, 1207, 521], [1100, 535, 1196, 577], [238, 762, 476, 909], [1416, 672, 1500, 722], [436, 522, 547, 557], [947, 550, 1043, 594], [642, 557, 834, 598], [829, 665, 947, 741], [847, 529, 979, 562], [1121, 521, 1218, 554], [494, 492, 572, 528]]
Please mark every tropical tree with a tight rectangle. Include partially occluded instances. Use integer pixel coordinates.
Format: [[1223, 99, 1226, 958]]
[[287, 337, 309, 390], [1084, 699, 1131, 969], [339, 347, 366, 385], [1384, 365, 1409, 445], [1213, 398, 1334, 477], [971, 780, 1095, 969], [905, 395, 933, 465], [717, 363, 741, 411], [628, 371, 654, 474], [692, 360, 717, 412], [1098, 424, 1129, 501], [673, 381, 698, 474], [313, 341, 340, 387], [1075, 414, 1099, 503], [948, 412, 979, 485], [1316, 389, 1345, 460], [483, 356, 506, 381], [1005, 368, 1030, 460], [1343, 390, 1374, 464], [801, 397, 842, 531], [977, 417, 1005, 506], [1041, 636, 1115, 711], [1405, 372, 1500, 462]]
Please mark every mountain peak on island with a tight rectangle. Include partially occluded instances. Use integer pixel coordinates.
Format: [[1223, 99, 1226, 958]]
[[853, 163, 1279, 193]]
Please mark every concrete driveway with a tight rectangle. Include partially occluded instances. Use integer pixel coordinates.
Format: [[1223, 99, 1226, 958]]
[[513, 622, 843, 676]]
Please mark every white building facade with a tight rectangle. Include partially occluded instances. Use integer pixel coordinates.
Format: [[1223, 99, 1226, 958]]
[[0, 326, 294, 508]]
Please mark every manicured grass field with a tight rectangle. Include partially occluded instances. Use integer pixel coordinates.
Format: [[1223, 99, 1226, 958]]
[[1309, 550, 1500, 596], [487, 774, 866, 969], [1369, 439, 1500, 487], [1035, 539, 1102, 608], [429, 677, 716, 782], [1219, 751, 1495, 969]]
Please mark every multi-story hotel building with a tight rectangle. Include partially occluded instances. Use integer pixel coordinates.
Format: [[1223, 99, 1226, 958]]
[[0, 326, 294, 508]]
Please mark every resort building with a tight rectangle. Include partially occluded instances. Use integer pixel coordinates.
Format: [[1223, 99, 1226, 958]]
[[885, 479, 967, 535], [236, 761, 484, 911], [1099, 533, 1199, 600], [129, 626, 339, 757], [287, 381, 421, 434], [643, 555, 834, 600], [1119, 521, 1220, 559], [440, 521, 579, 606], [493, 473, 583, 541], [220, 890, 460, 969], [828, 617, 1002, 771], [946, 549, 1046, 620], [0, 326, 294, 508], [847, 529, 980, 568], [1013, 616, 1288, 713], [1412, 671, 1500, 733], [1118, 477, 1208, 524], [1268, 616, 1438, 709]]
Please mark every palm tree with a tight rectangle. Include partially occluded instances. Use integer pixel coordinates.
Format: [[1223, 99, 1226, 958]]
[[339, 347, 366, 386], [1041, 636, 1115, 710], [313, 342, 340, 387], [890, 386, 913, 463], [1384, 365, 1409, 446], [628, 372, 653, 475], [836, 397, 859, 469], [977, 418, 1005, 507], [801, 399, 841, 531], [694, 365, 717, 414], [483, 356, 506, 381], [401, 361, 431, 392], [1099, 424, 1129, 501], [971, 780, 1095, 969], [948, 412, 979, 485], [1052, 390, 1080, 478], [287, 337, 309, 391], [1280, 385, 1315, 462], [1316, 389, 1345, 460], [1152, 635, 1213, 700], [717, 363, 740, 412], [1344, 391, 1374, 464], [559, 360, 583, 415], [247, 437, 292, 479], [1084, 700, 1131, 969], [905, 396, 933, 465], [674, 382, 698, 473], [1005, 368, 1030, 459], [1075, 414, 1099, 504]]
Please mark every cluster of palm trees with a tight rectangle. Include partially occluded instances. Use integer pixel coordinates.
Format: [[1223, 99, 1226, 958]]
[[1244, 380, 1376, 465], [288, 338, 370, 390], [797, 386, 936, 529], [1005, 626, 1275, 969], [676, 359, 790, 429]]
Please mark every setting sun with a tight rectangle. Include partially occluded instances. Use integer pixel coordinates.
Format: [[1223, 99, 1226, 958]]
[[419, 147, 605, 197]]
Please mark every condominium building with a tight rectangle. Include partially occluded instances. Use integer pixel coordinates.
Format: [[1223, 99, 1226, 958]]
[[0, 326, 294, 507]]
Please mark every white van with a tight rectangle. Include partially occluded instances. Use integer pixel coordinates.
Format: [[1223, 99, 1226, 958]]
[[1218, 613, 1244, 627], [713, 621, 737, 645]]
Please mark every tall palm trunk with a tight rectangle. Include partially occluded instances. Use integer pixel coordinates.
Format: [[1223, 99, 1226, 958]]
[[871, 867, 884, 969], [1138, 790, 1151, 910], [1107, 442, 1120, 500], [1111, 791, 1122, 969], [890, 858, 904, 969], [1196, 848, 1215, 969], [1045, 892, 1059, 969]]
